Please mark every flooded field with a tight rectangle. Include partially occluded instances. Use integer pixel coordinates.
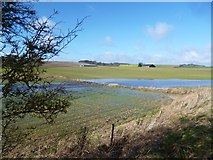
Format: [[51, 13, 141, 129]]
[[16, 82, 171, 137], [84, 79, 212, 88], [4, 82, 211, 158]]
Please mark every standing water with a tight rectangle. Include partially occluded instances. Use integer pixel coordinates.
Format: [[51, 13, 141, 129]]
[[84, 79, 211, 88]]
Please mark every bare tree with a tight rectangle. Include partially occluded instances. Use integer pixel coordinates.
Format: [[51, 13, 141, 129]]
[[1, 2, 86, 152]]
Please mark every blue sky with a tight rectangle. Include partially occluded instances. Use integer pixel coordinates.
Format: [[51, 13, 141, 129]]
[[34, 2, 211, 65]]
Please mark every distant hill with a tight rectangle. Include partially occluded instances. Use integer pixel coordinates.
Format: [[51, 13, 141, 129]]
[[42, 61, 126, 67], [78, 60, 127, 66], [42, 61, 81, 67]]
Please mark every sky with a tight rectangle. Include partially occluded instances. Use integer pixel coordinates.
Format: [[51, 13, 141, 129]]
[[33, 2, 211, 65]]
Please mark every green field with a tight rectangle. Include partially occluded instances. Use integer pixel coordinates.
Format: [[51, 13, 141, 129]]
[[44, 65, 211, 81], [3, 63, 212, 158], [15, 85, 170, 138]]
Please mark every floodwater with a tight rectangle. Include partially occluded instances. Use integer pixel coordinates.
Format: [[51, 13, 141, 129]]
[[1, 78, 211, 95], [84, 79, 212, 88]]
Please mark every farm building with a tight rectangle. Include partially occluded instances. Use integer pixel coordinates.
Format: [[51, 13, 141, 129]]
[[80, 63, 97, 67], [149, 64, 156, 68], [138, 63, 156, 68]]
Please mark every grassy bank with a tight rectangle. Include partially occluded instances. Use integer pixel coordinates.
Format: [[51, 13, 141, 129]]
[[44, 65, 211, 81]]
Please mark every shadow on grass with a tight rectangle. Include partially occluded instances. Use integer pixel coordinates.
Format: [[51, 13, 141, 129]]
[[3, 116, 212, 159], [66, 117, 212, 158]]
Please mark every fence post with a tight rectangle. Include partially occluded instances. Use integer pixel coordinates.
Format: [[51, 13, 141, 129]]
[[110, 123, 115, 145]]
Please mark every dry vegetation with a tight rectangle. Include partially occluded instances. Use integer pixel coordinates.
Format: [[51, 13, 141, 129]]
[[78, 87, 212, 158], [3, 87, 212, 158]]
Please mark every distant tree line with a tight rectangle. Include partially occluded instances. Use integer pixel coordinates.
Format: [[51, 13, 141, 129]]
[[79, 60, 129, 66], [178, 64, 206, 68]]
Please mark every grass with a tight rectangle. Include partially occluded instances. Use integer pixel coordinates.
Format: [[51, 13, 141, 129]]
[[44, 65, 211, 81], [8, 86, 170, 144], [14, 86, 170, 138], [94, 116, 212, 158], [154, 119, 212, 158], [3, 84, 212, 158], [2, 63, 212, 158], [2, 84, 171, 157]]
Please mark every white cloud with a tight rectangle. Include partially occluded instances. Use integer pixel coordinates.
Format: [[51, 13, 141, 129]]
[[135, 46, 211, 66], [33, 16, 58, 45], [182, 50, 199, 62], [179, 49, 211, 65], [96, 51, 133, 63], [147, 22, 173, 40], [135, 53, 164, 64], [95, 47, 210, 65], [98, 36, 115, 47], [38, 16, 56, 27]]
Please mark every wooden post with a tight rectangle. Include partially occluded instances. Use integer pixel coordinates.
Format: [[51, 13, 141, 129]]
[[110, 123, 115, 145]]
